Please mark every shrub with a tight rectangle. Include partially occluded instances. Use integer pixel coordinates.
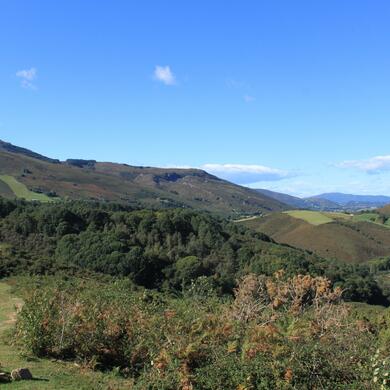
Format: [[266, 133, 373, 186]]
[[14, 274, 377, 388]]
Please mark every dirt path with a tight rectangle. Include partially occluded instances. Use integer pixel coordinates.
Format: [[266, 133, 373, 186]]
[[0, 282, 23, 335]]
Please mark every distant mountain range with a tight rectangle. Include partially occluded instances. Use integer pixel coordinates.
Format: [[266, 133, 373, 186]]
[[311, 192, 390, 206], [256, 189, 390, 211], [0, 140, 286, 217]]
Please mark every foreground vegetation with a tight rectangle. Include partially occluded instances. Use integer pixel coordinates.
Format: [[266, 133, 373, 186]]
[[0, 280, 134, 389], [12, 273, 389, 389], [2, 197, 390, 388]]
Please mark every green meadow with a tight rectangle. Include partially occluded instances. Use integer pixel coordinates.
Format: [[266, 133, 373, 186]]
[[284, 210, 336, 225], [284, 210, 376, 226], [0, 176, 53, 202]]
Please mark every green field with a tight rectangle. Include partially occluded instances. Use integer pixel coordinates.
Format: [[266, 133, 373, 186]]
[[352, 212, 378, 222], [285, 210, 390, 230], [352, 213, 390, 229], [283, 210, 356, 226], [323, 211, 352, 220], [0, 175, 53, 202], [284, 210, 335, 225]]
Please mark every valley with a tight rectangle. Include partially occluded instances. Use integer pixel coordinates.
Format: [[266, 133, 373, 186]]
[[1, 140, 390, 388], [3, 2, 389, 387]]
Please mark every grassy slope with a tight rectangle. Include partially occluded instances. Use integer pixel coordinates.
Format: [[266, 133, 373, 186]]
[[0, 149, 286, 217], [0, 176, 53, 202], [284, 210, 353, 226], [0, 281, 132, 389], [241, 212, 390, 263], [0, 179, 14, 199], [352, 212, 390, 228], [284, 210, 334, 225]]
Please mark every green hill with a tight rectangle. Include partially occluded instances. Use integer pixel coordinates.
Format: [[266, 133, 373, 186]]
[[240, 211, 390, 263], [0, 140, 287, 217]]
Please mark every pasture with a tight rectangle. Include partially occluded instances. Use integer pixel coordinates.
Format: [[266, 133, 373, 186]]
[[284, 210, 335, 225], [284, 210, 355, 226], [0, 175, 53, 202]]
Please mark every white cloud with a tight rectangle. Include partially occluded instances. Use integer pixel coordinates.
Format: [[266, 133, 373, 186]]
[[163, 164, 193, 169], [16, 67, 37, 89], [337, 155, 390, 174], [16, 68, 36, 80], [153, 65, 175, 85], [243, 94, 255, 103], [201, 163, 291, 184]]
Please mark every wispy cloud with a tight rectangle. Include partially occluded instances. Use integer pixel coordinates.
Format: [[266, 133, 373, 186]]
[[226, 78, 255, 102], [153, 65, 176, 85], [337, 155, 390, 174], [201, 163, 291, 184], [226, 78, 246, 89], [243, 94, 255, 103], [16, 67, 37, 89]]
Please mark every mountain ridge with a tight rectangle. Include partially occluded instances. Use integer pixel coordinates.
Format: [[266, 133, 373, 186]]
[[0, 139, 287, 217]]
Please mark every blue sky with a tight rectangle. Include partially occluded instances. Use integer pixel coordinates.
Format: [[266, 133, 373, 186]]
[[1, 1, 390, 197]]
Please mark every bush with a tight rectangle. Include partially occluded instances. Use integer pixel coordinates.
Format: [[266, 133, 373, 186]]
[[15, 274, 376, 388]]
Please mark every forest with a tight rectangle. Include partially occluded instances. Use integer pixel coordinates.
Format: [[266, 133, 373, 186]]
[[0, 197, 386, 304]]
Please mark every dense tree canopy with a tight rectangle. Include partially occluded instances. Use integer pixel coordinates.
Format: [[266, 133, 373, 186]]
[[0, 198, 387, 304]]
